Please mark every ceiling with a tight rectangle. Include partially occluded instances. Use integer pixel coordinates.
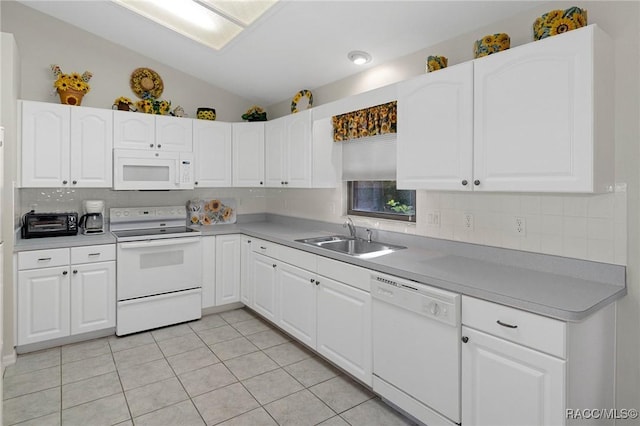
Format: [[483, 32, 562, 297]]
[[18, 1, 542, 105]]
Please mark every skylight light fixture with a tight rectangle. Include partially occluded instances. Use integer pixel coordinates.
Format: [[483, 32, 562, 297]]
[[348, 51, 372, 65], [112, 0, 277, 50]]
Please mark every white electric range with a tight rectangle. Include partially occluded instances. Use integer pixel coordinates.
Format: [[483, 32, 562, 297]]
[[111, 206, 202, 336]]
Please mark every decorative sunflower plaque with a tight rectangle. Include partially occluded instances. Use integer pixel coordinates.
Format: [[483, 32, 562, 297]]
[[188, 199, 236, 225]]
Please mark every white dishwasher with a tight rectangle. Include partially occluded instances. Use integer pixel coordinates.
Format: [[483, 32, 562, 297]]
[[371, 272, 461, 426]]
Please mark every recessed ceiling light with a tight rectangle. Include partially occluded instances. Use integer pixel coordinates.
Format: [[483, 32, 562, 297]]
[[348, 51, 372, 65]]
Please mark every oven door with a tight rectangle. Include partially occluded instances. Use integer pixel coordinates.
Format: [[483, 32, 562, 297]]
[[117, 236, 201, 300], [113, 149, 193, 190]]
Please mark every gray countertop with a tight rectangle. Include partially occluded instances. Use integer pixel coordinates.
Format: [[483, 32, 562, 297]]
[[14, 216, 626, 322]]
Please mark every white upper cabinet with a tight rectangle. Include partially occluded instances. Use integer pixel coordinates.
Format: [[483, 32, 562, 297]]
[[474, 25, 613, 193], [265, 118, 286, 187], [311, 117, 342, 188], [193, 120, 232, 187], [21, 101, 112, 188], [113, 110, 155, 150], [155, 114, 193, 151], [114, 111, 192, 152], [397, 62, 474, 191], [70, 107, 113, 187], [265, 110, 312, 188], [397, 25, 613, 193], [232, 122, 265, 187]]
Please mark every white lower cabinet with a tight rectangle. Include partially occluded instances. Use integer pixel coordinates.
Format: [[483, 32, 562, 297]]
[[240, 235, 254, 308], [462, 326, 565, 426], [277, 262, 316, 348], [18, 266, 71, 345], [215, 234, 241, 305], [461, 295, 616, 426], [252, 252, 278, 322], [316, 276, 372, 386], [17, 245, 115, 346], [70, 262, 116, 335], [201, 234, 241, 309]]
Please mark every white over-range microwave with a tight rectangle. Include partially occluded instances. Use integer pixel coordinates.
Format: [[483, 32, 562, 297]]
[[113, 149, 194, 190]]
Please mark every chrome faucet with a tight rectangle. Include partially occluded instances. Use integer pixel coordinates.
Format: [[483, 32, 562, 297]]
[[344, 217, 356, 238]]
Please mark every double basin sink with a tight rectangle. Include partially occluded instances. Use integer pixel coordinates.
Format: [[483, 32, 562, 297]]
[[295, 235, 406, 259]]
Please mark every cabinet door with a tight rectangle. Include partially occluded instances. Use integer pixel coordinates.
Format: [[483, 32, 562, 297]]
[[312, 117, 341, 188], [21, 101, 70, 187], [285, 110, 312, 188], [240, 235, 254, 308], [201, 236, 216, 309], [316, 277, 372, 385], [252, 253, 277, 322], [156, 115, 193, 152], [70, 261, 116, 334], [461, 326, 566, 426], [265, 118, 285, 187], [397, 62, 473, 190], [18, 266, 70, 345], [232, 122, 265, 187], [473, 27, 598, 192], [193, 120, 232, 187], [70, 107, 113, 187], [215, 234, 241, 305], [113, 110, 155, 149], [277, 262, 316, 348]]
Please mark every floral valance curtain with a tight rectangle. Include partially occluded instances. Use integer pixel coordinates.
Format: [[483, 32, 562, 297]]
[[332, 101, 397, 142]]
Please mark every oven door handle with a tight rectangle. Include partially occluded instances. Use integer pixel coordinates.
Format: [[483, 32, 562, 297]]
[[118, 237, 200, 249]]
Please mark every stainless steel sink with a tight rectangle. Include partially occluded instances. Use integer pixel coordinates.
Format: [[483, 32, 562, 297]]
[[296, 235, 406, 259]]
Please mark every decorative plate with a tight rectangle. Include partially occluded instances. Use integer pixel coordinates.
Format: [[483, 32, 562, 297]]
[[130, 67, 164, 99], [188, 198, 237, 226], [291, 89, 313, 113]]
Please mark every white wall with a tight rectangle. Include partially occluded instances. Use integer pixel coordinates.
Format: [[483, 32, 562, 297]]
[[0, 1, 253, 121], [267, 1, 640, 410]]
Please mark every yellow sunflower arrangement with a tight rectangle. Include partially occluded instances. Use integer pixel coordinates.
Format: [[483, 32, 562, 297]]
[[135, 98, 171, 115], [188, 199, 236, 225], [533, 7, 587, 41], [51, 64, 92, 106], [113, 96, 134, 111], [426, 55, 448, 73], [474, 33, 510, 58]]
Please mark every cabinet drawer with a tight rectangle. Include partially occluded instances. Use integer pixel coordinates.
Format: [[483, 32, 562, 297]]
[[18, 248, 69, 270], [278, 245, 316, 272], [317, 256, 370, 292], [71, 244, 116, 264], [252, 239, 280, 258], [462, 296, 565, 358]]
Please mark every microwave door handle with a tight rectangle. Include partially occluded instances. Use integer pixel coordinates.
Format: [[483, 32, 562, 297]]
[[119, 237, 200, 249]]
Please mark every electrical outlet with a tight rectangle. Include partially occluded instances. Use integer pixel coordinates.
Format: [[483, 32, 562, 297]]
[[515, 216, 526, 235], [427, 210, 441, 227], [463, 213, 474, 230]]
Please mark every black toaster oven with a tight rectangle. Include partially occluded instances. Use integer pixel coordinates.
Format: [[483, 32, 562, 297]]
[[21, 211, 78, 238]]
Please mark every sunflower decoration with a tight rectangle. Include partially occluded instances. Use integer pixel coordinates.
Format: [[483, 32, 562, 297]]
[[241, 105, 267, 122], [533, 7, 587, 41], [474, 33, 510, 58], [130, 67, 164, 99], [51, 65, 92, 106], [113, 96, 135, 111], [135, 97, 171, 115], [188, 199, 236, 225]]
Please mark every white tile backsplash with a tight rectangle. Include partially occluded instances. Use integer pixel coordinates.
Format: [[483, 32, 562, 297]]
[[264, 185, 627, 265]]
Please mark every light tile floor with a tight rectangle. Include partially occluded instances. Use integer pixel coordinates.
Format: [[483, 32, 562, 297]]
[[3, 308, 417, 426]]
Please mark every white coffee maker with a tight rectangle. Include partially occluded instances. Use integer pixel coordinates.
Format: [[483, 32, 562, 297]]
[[80, 200, 105, 235]]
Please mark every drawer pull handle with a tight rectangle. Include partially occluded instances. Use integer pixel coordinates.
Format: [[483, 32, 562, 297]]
[[260, 246, 267, 250], [497, 320, 518, 329], [88, 253, 101, 256], [37, 257, 52, 261], [272, 264, 277, 268]]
